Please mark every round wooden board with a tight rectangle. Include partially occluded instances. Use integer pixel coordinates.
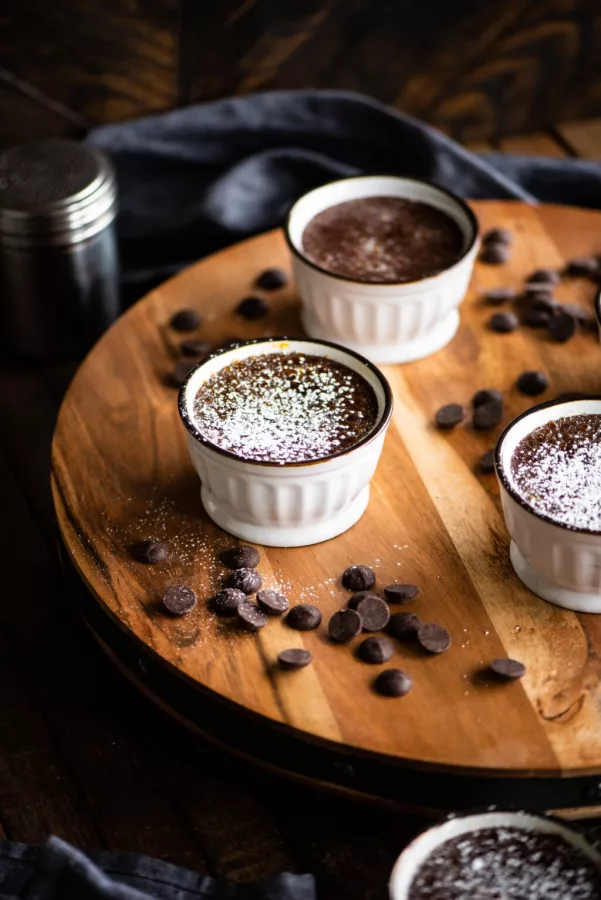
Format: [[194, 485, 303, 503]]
[[52, 201, 601, 810]]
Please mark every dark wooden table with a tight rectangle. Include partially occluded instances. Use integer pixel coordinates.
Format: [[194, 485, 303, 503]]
[[2, 125, 601, 900]]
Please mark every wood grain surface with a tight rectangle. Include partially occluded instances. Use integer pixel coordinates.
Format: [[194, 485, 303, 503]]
[[52, 200, 601, 786]]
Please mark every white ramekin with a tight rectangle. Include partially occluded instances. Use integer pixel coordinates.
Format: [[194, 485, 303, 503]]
[[178, 337, 393, 548], [285, 175, 479, 365], [496, 397, 601, 613], [389, 809, 601, 899]]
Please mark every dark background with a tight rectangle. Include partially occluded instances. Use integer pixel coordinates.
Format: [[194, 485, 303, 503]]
[[1, 0, 601, 150]]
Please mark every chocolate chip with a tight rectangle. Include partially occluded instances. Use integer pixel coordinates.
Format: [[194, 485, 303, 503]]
[[483, 227, 512, 246], [417, 622, 451, 654], [473, 401, 503, 431], [347, 591, 379, 610], [548, 311, 576, 343], [473, 389, 503, 409], [488, 311, 519, 333], [489, 657, 526, 680], [255, 268, 288, 291], [516, 370, 548, 396], [566, 257, 600, 278], [211, 588, 246, 617], [528, 268, 559, 285], [483, 287, 516, 306], [388, 612, 421, 639], [374, 668, 413, 697], [257, 590, 289, 616], [180, 339, 212, 357], [480, 243, 510, 264], [286, 604, 322, 631], [277, 648, 312, 670], [479, 449, 496, 474], [357, 636, 394, 664], [169, 360, 196, 387], [134, 540, 170, 564], [559, 303, 595, 328], [237, 296, 268, 320], [523, 283, 555, 299], [328, 608, 363, 643], [226, 568, 262, 594], [384, 584, 419, 604], [342, 565, 375, 591], [237, 603, 268, 632], [434, 403, 465, 429], [522, 308, 551, 328], [356, 596, 390, 632], [220, 545, 261, 569], [162, 585, 197, 616], [170, 308, 202, 331]]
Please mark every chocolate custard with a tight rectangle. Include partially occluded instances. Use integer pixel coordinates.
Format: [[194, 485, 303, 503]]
[[409, 826, 601, 899], [510, 414, 601, 530], [301, 196, 464, 283], [192, 352, 378, 464]]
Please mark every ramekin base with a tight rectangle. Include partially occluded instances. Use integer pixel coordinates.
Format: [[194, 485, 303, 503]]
[[510, 541, 601, 613]]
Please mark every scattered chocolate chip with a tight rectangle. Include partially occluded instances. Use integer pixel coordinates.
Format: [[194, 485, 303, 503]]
[[388, 612, 422, 639], [347, 591, 379, 610], [237, 603, 268, 632], [473, 389, 503, 409], [417, 622, 451, 654], [483, 227, 512, 246], [374, 668, 413, 697], [356, 596, 390, 632], [237, 296, 268, 320], [479, 449, 496, 474], [384, 584, 419, 604], [328, 608, 363, 643], [169, 360, 196, 387], [286, 604, 322, 631], [489, 657, 526, 680], [559, 303, 595, 328], [342, 565, 375, 591], [566, 257, 600, 278], [483, 287, 516, 306], [257, 590, 289, 616], [473, 401, 503, 431], [277, 648, 312, 670], [488, 311, 519, 333], [548, 311, 577, 343], [211, 588, 246, 617], [255, 268, 288, 291], [220, 545, 261, 569], [480, 243, 510, 264], [180, 339, 212, 357], [358, 636, 395, 664], [528, 268, 559, 285], [226, 568, 263, 594], [170, 308, 202, 331], [162, 585, 197, 616], [522, 307, 551, 328], [134, 540, 170, 564], [434, 403, 465, 429], [528, 293, 559, 313], [523, 283, 555, 299], [516, 370, 548, 396]]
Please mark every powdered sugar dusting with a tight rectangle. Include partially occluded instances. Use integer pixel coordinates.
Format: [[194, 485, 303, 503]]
[[510, 414, 601, 531], [192, 352, 378, 464]]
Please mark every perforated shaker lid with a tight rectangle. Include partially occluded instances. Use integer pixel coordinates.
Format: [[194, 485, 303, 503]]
[[0, 139, 117, 242]]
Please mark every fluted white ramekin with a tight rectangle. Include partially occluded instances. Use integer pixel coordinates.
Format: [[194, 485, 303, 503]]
[[179, 338, 393, 548], [496, 397, 601, 613], [285, 175, 479, 365], [389, 810, 601, 899]]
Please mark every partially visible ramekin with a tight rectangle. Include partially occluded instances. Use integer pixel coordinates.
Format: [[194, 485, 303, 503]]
[[178, 338, 393, 548], [389, 809, 601, 899], [285, 175, 479, 365], [496, 397, 601, 613]]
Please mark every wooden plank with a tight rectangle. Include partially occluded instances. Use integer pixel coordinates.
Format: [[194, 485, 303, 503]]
[[499, 132, 567, 157], [558, 119, 601, 160], [0, 77, 84, 150], [464, 140, 494, 152]]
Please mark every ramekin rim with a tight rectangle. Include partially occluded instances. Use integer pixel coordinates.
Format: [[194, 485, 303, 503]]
[[178, 336, 394, 468], [283, 173, 480, 288]]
